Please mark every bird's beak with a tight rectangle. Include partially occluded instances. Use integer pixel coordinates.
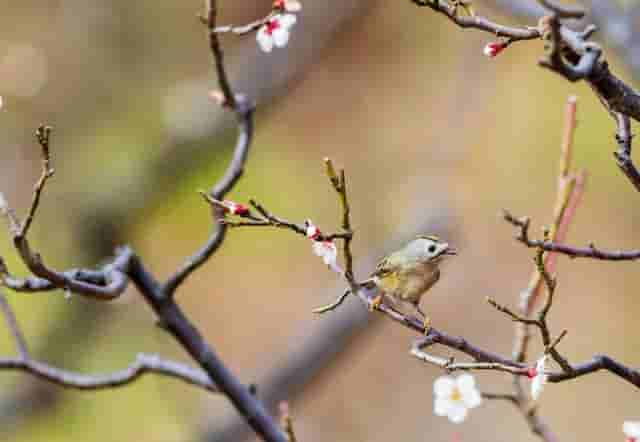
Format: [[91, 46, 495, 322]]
[[444, 247, 457, 256]]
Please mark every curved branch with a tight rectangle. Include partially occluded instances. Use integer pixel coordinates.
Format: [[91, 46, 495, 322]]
[[0, 354, 217, 392], [548, 354, 640, 388], [411, 0, 541, 41], [162, 98, 255, 296]]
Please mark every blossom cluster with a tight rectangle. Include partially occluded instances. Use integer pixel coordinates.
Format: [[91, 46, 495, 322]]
[[257, 1, 302, 53]]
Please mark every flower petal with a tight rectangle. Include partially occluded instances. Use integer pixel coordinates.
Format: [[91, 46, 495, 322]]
[[456, 373, 476, 395], [285, 0, 302, 12], [531, 374, 547, 400], [462, 387, 482, 409], [278, 13, 297, 28], [434, 397, 452, 417], [257, 28, 274, 52], [447, 404, 468, 424], [272, 28, 290, 47], [535, 355, 548, 372], [624, 421, 640, 438], [434, 376, 455, 398]]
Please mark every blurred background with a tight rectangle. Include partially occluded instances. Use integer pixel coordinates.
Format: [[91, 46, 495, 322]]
[[0, 1, 638, 441]]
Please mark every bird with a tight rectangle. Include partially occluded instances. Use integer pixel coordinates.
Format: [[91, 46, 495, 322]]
[[362, 235, 456, 328]]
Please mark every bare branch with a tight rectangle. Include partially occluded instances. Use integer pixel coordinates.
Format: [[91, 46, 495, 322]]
[[312, 288, 351, 314], [613, 113, 640, 192], [19, 125, 55, 239], [325, 159, 355, 284], [0, 291, 29, 359], [162, 97, 255, 297], [481, 392, 519, 405], [411, 0, 542, 42], [548, 354, 640, 388], [0, 353, 217, 392], [410, 346, 529, 376], [504, 212, 640, 261]]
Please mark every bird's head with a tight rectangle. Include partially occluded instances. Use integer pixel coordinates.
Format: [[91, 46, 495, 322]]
[[414, 235, 457, 263]]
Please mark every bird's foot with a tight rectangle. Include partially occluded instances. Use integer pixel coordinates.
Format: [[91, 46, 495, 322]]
[[422, 316, 432, 336], [369, 294, 383, 312]]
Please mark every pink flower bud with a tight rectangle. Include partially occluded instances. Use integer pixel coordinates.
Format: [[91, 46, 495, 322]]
[[483, 41, 507, 58], [222, 200, 249, 216], [526, 367, 537, 379]]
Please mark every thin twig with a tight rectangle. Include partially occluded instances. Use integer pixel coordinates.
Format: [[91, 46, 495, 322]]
[[504, 211, 640, 261], [0, 290, 29, 359], [19, 125, 55, 239], [325, 159, 355, 284], [312, 288, 351, 314], [481, 391, 519, 405], [410, 347, 528, 376], [0, 353, 217, 392], [613, 113, 640, 192], [411, 0, 541, 42]]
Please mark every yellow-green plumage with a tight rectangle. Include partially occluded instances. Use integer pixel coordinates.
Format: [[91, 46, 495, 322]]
[[367, 236, 455, 318]]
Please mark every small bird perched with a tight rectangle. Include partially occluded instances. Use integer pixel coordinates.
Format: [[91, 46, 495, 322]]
[[363, 236, 456, 326]]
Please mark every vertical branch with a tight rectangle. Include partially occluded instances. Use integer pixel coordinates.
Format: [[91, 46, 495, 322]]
[[325, 158, 355, 286], [0, 290, 29, 360], [207, 0, 237, 109], [513, 96, 585, 362], [613, 113, 640, 191], [19, 125, 55, 239]]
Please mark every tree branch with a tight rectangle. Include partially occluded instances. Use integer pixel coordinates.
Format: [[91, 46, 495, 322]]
[[504, 211, 640, 261], [0, 354, 217, 393]]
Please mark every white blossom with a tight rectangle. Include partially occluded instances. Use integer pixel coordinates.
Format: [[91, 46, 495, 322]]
[[433, 374, 482, 423], [530, 355, 548, 400], [256, 14, 297, 53], [273, 0, 302, 12], [624, 421, 640, 441], [312, 240, 339, 272]]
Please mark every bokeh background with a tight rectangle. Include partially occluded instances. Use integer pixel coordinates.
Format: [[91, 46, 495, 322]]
[[0, 1, 638, 441]]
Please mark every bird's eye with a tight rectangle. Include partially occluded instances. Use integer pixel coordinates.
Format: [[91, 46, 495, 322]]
[[428, 245, 437, 254]]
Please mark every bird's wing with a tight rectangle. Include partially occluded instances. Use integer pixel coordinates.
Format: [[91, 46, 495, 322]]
[[372, 255, 397, 278], [369, 254, 403, 290]]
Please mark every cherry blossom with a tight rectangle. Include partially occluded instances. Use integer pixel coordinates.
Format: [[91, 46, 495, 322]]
[[434, 374, 482, 423], [305, 220, 340, 273], [529, 355, 548, 400], [256, 14, 297, 53], [624, 421, 640, 442]]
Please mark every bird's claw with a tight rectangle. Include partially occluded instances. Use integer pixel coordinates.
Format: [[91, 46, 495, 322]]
[[369, 294, 383, 312], [423, 316, 432, 335]]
